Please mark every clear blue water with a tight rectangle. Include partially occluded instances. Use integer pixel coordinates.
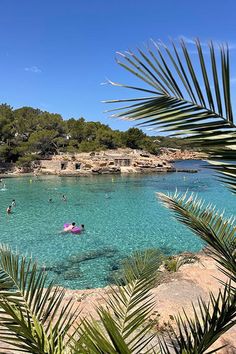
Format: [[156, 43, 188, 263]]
[[0, 160, 235, 289]]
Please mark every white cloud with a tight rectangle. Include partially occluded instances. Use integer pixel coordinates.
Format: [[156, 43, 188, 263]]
[[178, 35, 236, 50], [178, 35, 197, 45], [24, 66, 42, 73]]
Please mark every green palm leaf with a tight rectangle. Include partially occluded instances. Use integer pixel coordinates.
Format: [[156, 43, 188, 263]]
[[156, 191, 236, 353], [105, 37, 236, 352], [160, 288, 236, 354], [106, 38, 236, 192], [0, 245, 79, 353], [75, 250, 160, 353], [157, 192, 236, 283]]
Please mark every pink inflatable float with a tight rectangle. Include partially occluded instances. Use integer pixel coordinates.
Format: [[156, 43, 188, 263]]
[[63, 223, 82, 234]]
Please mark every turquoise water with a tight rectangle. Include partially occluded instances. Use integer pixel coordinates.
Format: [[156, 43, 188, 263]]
[[0, 160, 235, 289]]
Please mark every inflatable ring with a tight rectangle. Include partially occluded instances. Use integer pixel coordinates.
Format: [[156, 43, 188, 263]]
[[64, 223, 81, 234]]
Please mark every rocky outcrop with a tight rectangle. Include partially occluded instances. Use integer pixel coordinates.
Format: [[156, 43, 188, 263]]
[[37, 148, 176, 175], [0, 148, 204, 177], [158, 147, 206, 161]]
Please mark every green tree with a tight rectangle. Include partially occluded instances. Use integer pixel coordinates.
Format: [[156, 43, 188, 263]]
[[0, 102, 195, 163], [123, 127, 146, 149], [66, 117, 86, 142], [27, 130, 60, 155], [13, 107, 42, 140], [39, 112, 65, 134], [95, 128, 122, 149], [0, 104, 14, 142]]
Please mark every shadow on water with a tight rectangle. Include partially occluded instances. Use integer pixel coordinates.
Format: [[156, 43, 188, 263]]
[[43, 245, 178, 287], [44, 247, 118, 282]]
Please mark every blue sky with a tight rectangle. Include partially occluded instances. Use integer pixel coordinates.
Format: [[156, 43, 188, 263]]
[[0, 0, 236, 132]]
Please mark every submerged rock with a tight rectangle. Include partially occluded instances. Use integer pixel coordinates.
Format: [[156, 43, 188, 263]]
[[68, 248, 118, 265], [63, 269, 81, 280]]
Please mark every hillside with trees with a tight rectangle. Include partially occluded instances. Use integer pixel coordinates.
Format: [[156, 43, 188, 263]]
[[0, 104, 192, 166]]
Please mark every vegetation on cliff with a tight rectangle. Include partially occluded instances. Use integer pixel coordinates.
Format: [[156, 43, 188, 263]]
[[0, 104, 192, 166]]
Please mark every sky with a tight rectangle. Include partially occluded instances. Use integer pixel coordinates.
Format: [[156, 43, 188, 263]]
[[0, 0, 236, 132]]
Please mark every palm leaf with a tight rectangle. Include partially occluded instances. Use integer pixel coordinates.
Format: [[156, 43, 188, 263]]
[[156, 191, 236, 353], [106, 38, 236, 192], [160, 287, 236, 354], [75, 250, 160, 353], [0, 245, 79, 353], [157, 192, 236, 283]]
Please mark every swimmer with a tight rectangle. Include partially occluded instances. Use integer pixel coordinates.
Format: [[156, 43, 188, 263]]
[[48, 198, 52, 202], [62, 195, 67, 202], [80, 224, 85, 231], [12, 199, 16, 207], [64, 222, 76, 232], [6, 205, 12, 214]]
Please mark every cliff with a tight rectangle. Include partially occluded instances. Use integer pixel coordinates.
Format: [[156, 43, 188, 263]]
[[24, 148, 175, 175], [9, 148, 203, 176]]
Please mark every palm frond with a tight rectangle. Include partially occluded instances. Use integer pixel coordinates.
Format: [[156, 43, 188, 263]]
[[107, 39, 234, 128], [157, 192, 236, 283], [0, 245, 79, 353], [106, 38, 236, 192], [76, 250, 160, 354], [155, 192, 236, 353], [159, 284, 236, 354]]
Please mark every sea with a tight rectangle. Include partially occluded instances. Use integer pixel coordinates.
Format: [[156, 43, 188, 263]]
[[0, 160, 235, 289]]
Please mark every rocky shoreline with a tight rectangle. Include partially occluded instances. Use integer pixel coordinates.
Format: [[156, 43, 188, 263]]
[[0, 148, 205, 177]]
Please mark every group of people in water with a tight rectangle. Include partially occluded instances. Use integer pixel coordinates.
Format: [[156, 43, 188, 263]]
[[2, 177, 85, 235], [4, 195, 85, 235], [48, 194, 67, 203], [63, 222, 85, 232]]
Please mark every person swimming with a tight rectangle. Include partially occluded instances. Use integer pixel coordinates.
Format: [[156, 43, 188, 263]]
[[12, 199, 16, 207], [64, 222, 76, 232], [62, 195, 67, 202], [7, 205, 12, 214]]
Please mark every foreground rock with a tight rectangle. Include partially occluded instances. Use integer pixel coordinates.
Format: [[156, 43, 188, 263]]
[[1, 253, 234, 353]]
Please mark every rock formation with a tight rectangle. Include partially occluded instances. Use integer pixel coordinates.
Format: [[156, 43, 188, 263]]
[[38, 148, 176, 175], [1, 148, 204, 176]]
